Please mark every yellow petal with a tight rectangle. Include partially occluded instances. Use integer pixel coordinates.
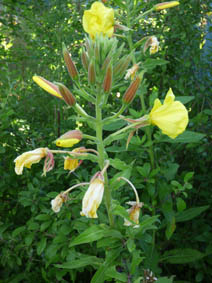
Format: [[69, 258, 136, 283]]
[[56, 138, 80, 148], [150, 89, 189, 139], [33, 76, 62, 99], [82, 2, 114, 38]]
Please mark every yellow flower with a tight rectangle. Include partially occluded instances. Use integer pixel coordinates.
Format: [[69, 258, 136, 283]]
[[64, 157, 79, 172], [149, 88, 189, 139], [124, 201, 143, 228], [83, 2, 114, 39], [64, 148, 84, 172], [51, 193, 68, 213], [80, 172, 104, 218], [14, 148, 48, 175]]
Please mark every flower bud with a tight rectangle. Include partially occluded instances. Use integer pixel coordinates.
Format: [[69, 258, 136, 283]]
[[114, 54, 131, 77], [62, 43, 78, 80], [154, 1, 179, 11], [33, 76, 62, 99], [55, 130, 82, 148], [122, 75, 142, 104], [88, 59, 96, 85], [103, 63, 113, 93], [57, 83, 76, 106], [81, 48, 89, 71]]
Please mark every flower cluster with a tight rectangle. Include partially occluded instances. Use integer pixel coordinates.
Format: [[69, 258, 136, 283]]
[[14, 1, 188, 229]]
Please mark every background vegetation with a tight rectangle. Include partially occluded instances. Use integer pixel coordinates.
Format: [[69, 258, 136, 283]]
[[0, 0, 211, 282]]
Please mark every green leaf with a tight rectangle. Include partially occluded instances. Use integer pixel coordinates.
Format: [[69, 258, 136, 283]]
[[157, 276, 175, 283], [55, 255, 103, 269], [35, 214, 51, 221], [109, 158, 129, 170], [176, 198, 186, 212], [161, 248, 205, 264], [91, 248, 122, 283], [37, 237, 47, 255], [142, 58, 169, 70], [175, 206, 209, 222], [136, 163, 151, 177], [12, 226, 25, 237], [103, 120, 126, 131], [159, 131, 205, 143], [105, 266, 127, 282], [69, 225, 105, 247]]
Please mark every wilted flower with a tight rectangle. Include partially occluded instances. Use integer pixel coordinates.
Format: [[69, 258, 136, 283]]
[[55, 130, 82, 148], [118, 177, 143, 228], [149, 36, 159, 55], [81, 172, 104, 218], [14, 148, 48, 175], [83, 1, 114, 39], [124, 201, 143, 228], [125, 63, 140, 80], [51, 193, 68, 213], [149, 88, 189, 138]]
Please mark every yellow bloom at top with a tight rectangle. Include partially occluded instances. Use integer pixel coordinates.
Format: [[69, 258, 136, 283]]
[[149, 88, 189, 139], [83, 2, 114, 39]]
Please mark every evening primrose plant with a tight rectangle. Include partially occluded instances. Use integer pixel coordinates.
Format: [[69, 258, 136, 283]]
[[14, 1, 191, 282]]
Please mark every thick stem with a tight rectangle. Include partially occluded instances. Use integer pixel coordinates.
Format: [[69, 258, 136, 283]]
[[95, 95, 114, 226]]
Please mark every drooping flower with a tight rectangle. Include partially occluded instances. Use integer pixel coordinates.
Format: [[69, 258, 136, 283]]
[[55, 130, 82, 148], [149, 88, 189, 139], [81, 172, 104, 218], [51, 193, 68, 213], [149, 36, 159, 55], [124, 201, 143, 228], [14, 148, 48, 175], [117, 176, 143, 228], [125, 63, 140, 80], [83, 2, 114, 39]]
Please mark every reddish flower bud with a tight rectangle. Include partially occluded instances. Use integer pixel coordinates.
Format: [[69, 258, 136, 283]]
[[56, 130, 83, 148], [57, 83, 76, 106], [103, 63, 113, 93], [81, 48, 89, 71], [62, 43, 78, 80], [122, 75, 142, 104]]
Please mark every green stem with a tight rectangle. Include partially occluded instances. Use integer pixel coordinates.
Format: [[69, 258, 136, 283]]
[[95, 94, 114, 227]]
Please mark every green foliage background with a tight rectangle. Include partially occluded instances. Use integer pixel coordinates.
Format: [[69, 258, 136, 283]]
[[0, 0, 211, 282]]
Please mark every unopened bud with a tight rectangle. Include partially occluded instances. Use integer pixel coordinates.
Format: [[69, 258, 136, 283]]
[[57, 83, 76, 106], [103, 63, 113, 93], [114, 54, 131, 77], [56, 130, 83, 148], [101, 55, 111, 71], [122, 75, 142, 104], [62, 43, 78, 80], [88, 59, 96, 85], [154, 1, 179, 11], [81, 48, 89, 71], [33, 75, 62, 99]]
